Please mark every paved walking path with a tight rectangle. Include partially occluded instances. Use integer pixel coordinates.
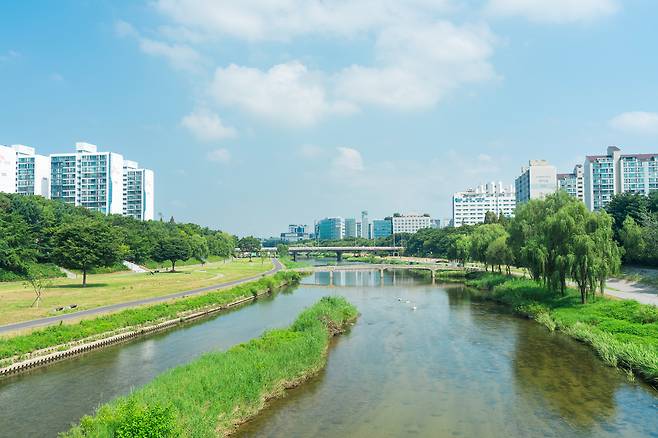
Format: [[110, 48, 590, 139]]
[[0, 259, 283, 334], [605, 278, 658, 306]]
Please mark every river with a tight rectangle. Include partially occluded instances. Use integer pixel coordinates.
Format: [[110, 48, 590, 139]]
[[1, 269, 657, 437]]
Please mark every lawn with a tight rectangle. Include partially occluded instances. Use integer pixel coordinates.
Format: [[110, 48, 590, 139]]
[[0, 258, 273, 327]]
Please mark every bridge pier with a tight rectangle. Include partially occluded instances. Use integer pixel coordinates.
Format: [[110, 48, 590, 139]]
[[336, 251, 343, 262], [292, 252, 297, 262], [329, 270, 334, 286], [431, 269, 436, 284]]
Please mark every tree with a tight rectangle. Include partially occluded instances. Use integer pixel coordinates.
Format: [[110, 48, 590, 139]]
[[207, 232, 235, 258], [469, 224, 507, 271], [24, 266, 52, 308], [619, 216, 645, 264], [486, 236, 513, 274], [52, 219, 123, 287], [189, 234, 209, 265], [484, 211, 498, 224], [238, 236, 261, 261], [605, 192, 649, 236], [153, 234, 192, 271], [276, 243, 289, 257]]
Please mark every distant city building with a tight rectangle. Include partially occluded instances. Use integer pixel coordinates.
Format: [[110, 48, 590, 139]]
[[0, 144, 51, 197], [391, 213, 431, 234], [280, 224, 312, 242], [372, 218, 393, 239], [452, 182, 516, 227], [584, 146, 658, 211], [361, 210, 369, 239], [515, 160, 558, 204], [315, 217, 345, 240], [356, 221, 362, 238], [344, 218, 358, 238], [557, 164, 584, 202], [123, 160, 155, 221]]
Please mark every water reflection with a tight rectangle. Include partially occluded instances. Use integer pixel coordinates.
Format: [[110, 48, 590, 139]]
[[512, 324, 618, 429]]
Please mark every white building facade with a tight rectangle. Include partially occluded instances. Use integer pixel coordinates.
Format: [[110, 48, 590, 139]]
[[0, 144, 51, 197], [584, 146, 658, 211], [123, 160, 155, 221], [391, 213, 432, 234], [515, 160, 558, 204], [51, 143, 125, 215], [557, 164, 584, 202], [452, 182, 516, 227]]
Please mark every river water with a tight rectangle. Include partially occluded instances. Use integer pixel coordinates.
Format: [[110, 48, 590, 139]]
[[1, 270, 657, 437]]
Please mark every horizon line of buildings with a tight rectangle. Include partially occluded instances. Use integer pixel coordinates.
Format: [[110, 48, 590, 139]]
[[0, 142, 154, 221], [452, 145, 658, 227], [280, 211, 451, 243]]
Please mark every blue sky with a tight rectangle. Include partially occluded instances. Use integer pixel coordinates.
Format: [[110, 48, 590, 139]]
[[2, 0, 658, 236]]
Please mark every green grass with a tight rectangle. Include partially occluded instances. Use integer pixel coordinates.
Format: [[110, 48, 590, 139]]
[[63, 296, 358, 437], [0, 271, 302, 363], [0, 263, 65, 282], [141, 255, 229, 270], [278, 256, 311, 269], [0, 258, 271, 326], [464, 273, 658, 387]]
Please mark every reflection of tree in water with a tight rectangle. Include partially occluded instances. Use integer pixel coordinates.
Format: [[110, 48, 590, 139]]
[[445, 285, 473, 307], [512, 324, 619, 429]]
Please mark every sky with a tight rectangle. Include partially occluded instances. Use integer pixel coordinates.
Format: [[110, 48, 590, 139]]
[[2, 0, 658, 237]]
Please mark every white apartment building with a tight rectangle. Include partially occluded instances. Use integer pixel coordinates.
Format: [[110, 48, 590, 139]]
[[391, 213, 432, 234], [0, 144, 51, 196], [557, 164, 584, 202], [0, 145, 17, 194], [123, 160, 155, 221], [584, 146, 658, 211], [452, 182, 516, 227], [515, 160, 558, 204], [51, 142, 125, 215]]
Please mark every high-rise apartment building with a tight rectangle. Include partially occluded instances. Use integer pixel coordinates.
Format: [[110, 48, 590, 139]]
[[0, 145, 17, 194], [0, 144, 51, 197], [452, 182, 516, 227], [51, 143, 125, 215], [557, 164, 584, 201], [123, 160, 155, 221], [315, 217, 345, 240], [391, 213, 431, 234], [515, 160, 557, 204], [584, 146, 658, 211], [14, 145, 51, 197]]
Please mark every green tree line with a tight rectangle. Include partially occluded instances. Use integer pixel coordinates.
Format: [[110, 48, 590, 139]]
[[404, 192, 622, 304], [0, 194, 236, 286], [605, 192, 658, 266]]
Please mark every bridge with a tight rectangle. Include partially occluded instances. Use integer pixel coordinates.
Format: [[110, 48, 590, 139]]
[[288, 246, 403, 262], [296, 263, 473, 285]]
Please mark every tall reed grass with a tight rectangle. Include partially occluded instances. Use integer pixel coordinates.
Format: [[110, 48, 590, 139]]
[[63, 296, 358, 437]]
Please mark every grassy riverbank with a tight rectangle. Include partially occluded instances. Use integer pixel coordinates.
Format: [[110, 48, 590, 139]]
[[0, 258, 272, 326], [0, 271, 301, 364], [63, 296, 358, 437], [462, 272, 658, 387]]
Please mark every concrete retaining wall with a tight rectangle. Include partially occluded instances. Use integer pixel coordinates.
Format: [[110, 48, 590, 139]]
[[0, 284, 286, 378]]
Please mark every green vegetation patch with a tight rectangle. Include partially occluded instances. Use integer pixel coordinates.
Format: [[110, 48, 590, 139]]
[[0, 271, 302, 362], [63, 296, 358, 437], [0, 263, 65, 282], [466, 273, 658, 387]]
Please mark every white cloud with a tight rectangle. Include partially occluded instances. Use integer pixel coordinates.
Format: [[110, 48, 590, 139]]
[[0, 50, 20, 63], [181, 109, 236, 141], [115, 20, 204, 73], [207, 148, 231, 163], [333, 147, 364, 172], [154, 0, 452, 41], [486, 0, 619, 23], [210, 61, 355, 126], [610, 112, 658, 134], [336, 22, 496, 110]]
